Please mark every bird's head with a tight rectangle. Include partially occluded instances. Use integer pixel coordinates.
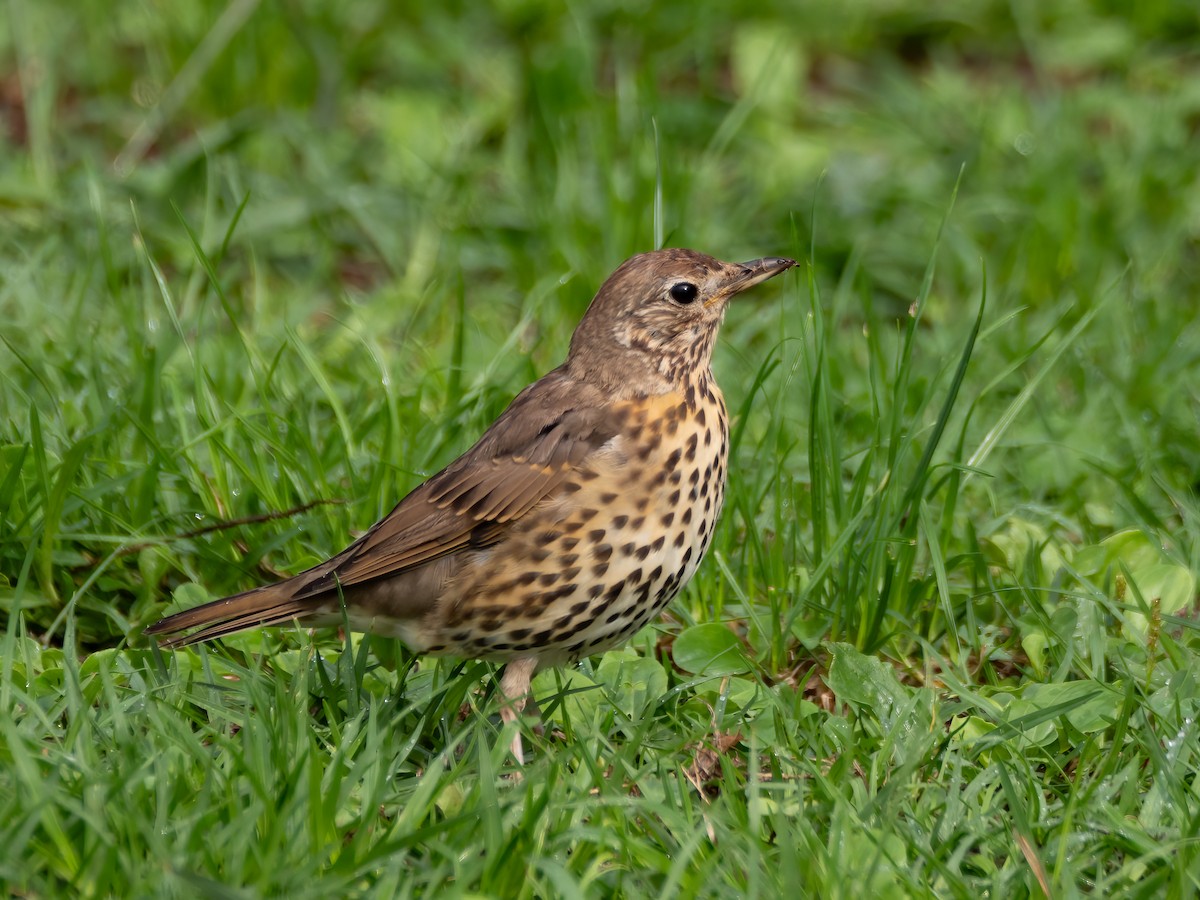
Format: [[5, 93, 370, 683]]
[[567, 248, 795, 392]]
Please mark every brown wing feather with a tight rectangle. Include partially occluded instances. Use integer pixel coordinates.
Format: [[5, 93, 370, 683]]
[[151, 588, 323, 646], [305, 371, 620, 593], [147, 368, 622, 643], [144, 576, 334, 643]]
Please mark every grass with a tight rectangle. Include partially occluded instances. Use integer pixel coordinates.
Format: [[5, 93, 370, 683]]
[[3, 0, 1200, 895]]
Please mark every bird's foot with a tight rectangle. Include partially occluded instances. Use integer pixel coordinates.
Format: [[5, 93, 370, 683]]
[[499, 657, 538, 766]]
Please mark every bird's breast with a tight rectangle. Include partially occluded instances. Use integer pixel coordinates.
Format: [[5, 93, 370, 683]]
[[424, 384, 731, 664]]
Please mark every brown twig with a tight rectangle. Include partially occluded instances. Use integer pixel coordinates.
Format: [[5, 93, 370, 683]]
[[115, 498, 345, 558]]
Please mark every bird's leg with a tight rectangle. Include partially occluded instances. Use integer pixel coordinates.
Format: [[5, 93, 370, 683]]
[[499, 657, 538, 765]]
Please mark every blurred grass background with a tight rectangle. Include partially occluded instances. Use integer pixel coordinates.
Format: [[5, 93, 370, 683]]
[[3, 0, 1200, 895]]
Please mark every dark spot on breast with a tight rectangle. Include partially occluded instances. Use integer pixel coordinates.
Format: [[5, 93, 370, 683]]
[[665, 448, 682, 472], [563, 566, 582, 581], [427, 644, 446, 653], [621, 542, 636, 556], [531, 548, 551, 563], [682, 508, 693, 525], [518, 571, 539, 586], [561, 553, 579, 567], [593, 562, 609, 577], [562, 536, 580, 550], [589, 529, 607, 543], [601, 491, 618, 504], [580, 508, 599, 523], [474, 584, 507, 605], [650, 535, 665, 552], [697, 406, 706, 426], [613, 515, 628, 529], [481, 619, 503, 632], [595, 544, 613, 562], [536, 530, 562, 546], [579, 469, 599, 482], [685, 433, 699, 461], [669, 471, 682, 485], [630, 515, 645, 529], [674, 531, 687, 548], [635, 545, 651, 560], [570, 600, 590, 615], [539, 572, 559, 586], [649, 565, 663, 582], [688, 469, 700, 486], [563, 481, 582, 494], [668, 489, 681, 505], [704, 429, 712, 446], [661, 512, 674, 527]]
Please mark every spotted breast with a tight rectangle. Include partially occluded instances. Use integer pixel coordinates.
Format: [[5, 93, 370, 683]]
[[411, 374, 728, 666]]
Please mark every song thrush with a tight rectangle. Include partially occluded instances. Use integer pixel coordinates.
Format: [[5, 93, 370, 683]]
[[146, 248, 795, 759]]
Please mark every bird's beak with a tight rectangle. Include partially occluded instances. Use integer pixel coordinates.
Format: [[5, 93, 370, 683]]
[[711, 256, 797, 303]]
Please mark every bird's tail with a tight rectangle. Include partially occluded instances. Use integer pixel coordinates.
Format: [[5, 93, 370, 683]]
[[144, 577, 331, 647]]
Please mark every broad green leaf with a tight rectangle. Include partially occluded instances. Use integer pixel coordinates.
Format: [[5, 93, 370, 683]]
[[532, 666, 603, 727], [825, 641, 909, 714], [1124, 564, 1196, 639], [595, 651, 668, 719], [1072, 528, 1161, 577], [1022, 680, 1123, 734], [673, 623, 750, 676]]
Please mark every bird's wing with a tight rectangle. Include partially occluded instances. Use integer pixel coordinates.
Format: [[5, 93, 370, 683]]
[[145, 370, 624, 644], [294, 371, 622, 595]]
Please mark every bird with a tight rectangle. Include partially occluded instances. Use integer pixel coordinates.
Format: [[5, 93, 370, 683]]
[[146, 248, 795, 760]]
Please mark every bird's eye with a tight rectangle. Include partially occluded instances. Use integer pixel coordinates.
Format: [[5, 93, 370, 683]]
[[669, 282, 699, 304]]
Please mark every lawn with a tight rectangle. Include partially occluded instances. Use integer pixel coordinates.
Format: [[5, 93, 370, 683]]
[[3, 0, 1200, 895]]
